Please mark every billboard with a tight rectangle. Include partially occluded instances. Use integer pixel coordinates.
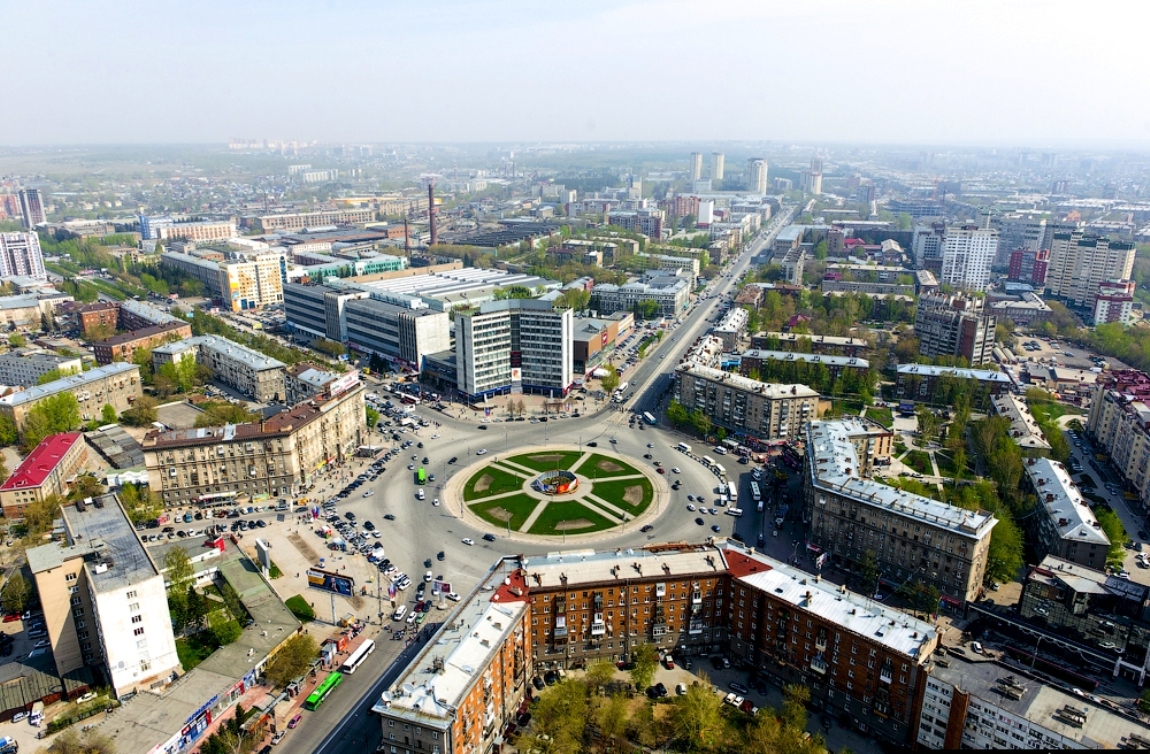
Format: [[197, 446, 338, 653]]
[[328, 370, 360, 397], [510, 368, 522, 383], [307, 568, 355, 596], [432, 579, 451, 596]]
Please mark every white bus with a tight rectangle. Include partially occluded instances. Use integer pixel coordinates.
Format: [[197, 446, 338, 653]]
[[341, 639, 376, 674], [728, 486, 738, 506], [677, 442, 693, 454], [702, 455, 717, 470], [750, 482, 762, 503]]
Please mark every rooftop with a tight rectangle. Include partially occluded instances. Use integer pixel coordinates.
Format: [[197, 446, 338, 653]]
[[991, 393, 1052, 451], [755, 331, 870, 348], [153, 335, 286, 372], [806, 420, 996, 541], [896, 364, 1012, 383], [358, 268, 558, 301], [593, 277, 689, 295], [119, 299, 184, 326], [0, 432, 83, 491], [521, 542, 724, 589], [1027, 457, 1109, 546], [0, 362, 139, 408], [717, 541, 936, 661], [676, 363, 820, 399], [161, 250, 221, 271], [286, 362, 339, 388], [739, 349, 870, 369], [94, 321, 188, 348], [0, 292, 71, 310]]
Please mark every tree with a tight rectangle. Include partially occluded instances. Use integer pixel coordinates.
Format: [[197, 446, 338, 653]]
[[21, 494, 62, 539], [100, 404, 118, 425], [8, 333, 25, 348], [813, 239, 828, 260], [165, 547, 194, 595], [0, 415, 16, 447], [629, 642, 659, 692], [596, 692, 630, 750], [1096, 508, 1129, 568], [781, 683, 811, 731], [584, 659, 615, 695], [313, 338, 347, 358], [21, 392, 82, 450], [916, 405, 941, 444], [119, 482, 162, 524], [858, 549, 879, 595], [195, 400, 261, 428], [2, 573, 32, 614], [520, 679, 588, 754], [208, 610, 242, 646], [666, 400, 690, 428], [669, 678, 728, 752], [365, 406, 380, 429], [264, 633, 319, 688], [600, 365, 619, 394], [42, 727, 118, 754], [121, 395, 159, 426]]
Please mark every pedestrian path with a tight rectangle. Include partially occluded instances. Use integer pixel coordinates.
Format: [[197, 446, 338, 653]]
[[493, 458, 538, 477], [581, 492, 628, 523], [519, 499, 551, 532]]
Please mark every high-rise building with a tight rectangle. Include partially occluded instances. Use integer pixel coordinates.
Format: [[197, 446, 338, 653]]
[[912, 223, 946, 273], [1093, 279, 1136, 326], [1046, 231, 1135, 308], [747, 158, 768, 194], [219, 253, 285, 312], [710, 152, 725, 181], [914, 291, 997, 365], [939, 225, 997, 291], [992, 215, 1046, 267], [0, 231, 47, 280], [18, 188, 45, 228], [689, 152, 703, 182], [810, 156, 823, 195], [1007, 248, 1050, 287], [455, 299, 573, 399]]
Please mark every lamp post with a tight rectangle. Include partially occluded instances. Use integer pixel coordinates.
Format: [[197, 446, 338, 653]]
[[1031, 634, 1044, 671]]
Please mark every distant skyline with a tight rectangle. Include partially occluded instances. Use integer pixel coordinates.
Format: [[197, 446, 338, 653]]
[[3, 0, 1149, 147]]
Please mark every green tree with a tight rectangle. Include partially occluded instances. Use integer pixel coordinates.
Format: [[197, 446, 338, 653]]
[[313, 338, 347, 358], [8, 333, 25, 348], [600, 364, 619, 394], [21, 392, 82, 450], [858, 549, 879, 595], [43, 727, 118, 754], [366, 405, 380, 429], [520, 679, 588, 754], [21, 493, 62, 540], [596, 692, 630, 750], [195, 400, 260, 428], [68, 474, 103, 501], [584, 658, 615, 695], [666, 400, 690, 428], [36, 366, 81, 385], [208, 610, 243, 646], [813, 239, 828, 260], [0, 415, 16, 446], [100, 403, 118, 425], [630, 642, 659, 692], [1, 572, 32, 614], [669, 677, 728, 752], [120, 395, 159, 427], [264, 633, 319, 688], [1096, 507, 1129, 568]]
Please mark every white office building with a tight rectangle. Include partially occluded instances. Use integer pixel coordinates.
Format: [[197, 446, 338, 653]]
[[455, 299, 573, 399], [0, 231, 47, 281], [940, 225, 997, 291]]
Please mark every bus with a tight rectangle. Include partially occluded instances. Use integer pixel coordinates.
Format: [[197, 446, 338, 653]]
[[728, 486, 738, 506], [750, 482, 762, 503], [417, 468, 427, 485], [340, 639, 375, 674], [702, 455, 717, 470], [643, 412, 657, 426], [305, 672, 343, 710]]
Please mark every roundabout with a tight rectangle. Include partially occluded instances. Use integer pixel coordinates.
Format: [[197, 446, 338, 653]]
[[452, 446, 664, 538]]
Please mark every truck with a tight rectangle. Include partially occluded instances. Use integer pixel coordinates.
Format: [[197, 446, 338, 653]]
[[0, 735, 17, 753], [30, 700, 44, 726]]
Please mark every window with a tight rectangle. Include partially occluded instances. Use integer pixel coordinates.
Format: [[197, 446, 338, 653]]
[[141, 661, 151, 672], [126, 591, 137, 599], [136, 638, 148, 649], [132, 615, 143, 624], [134, 627, 145, 636], [66, 572, 77, 582], [129, 603, 139, 612]]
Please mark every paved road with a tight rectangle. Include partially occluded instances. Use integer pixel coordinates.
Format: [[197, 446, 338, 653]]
[[296, 213, 796, 753]]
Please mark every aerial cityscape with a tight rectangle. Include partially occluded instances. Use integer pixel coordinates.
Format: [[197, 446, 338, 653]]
[[2, 2, 1150, 754]]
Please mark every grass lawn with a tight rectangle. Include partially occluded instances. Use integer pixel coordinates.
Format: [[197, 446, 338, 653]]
[[464, 465, 527, 501], [866, 406, 893, 427], [590, 476, 654, 515], [573, 453, 641, 478], [471, 493, 541, 531], [904, 450, 933, 475], [1030, 400, 1085, 423], [528, 500, 615, 535], [285, 595, 315, 623], [934, 452, 965, 478], [507, 451, 586, 473], [176, 631, 220, 672]]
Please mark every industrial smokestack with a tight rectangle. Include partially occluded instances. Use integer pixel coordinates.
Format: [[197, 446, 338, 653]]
[[428, 180, 438, 247]]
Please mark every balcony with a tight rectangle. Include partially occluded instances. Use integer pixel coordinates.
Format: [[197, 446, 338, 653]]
[[591, 622, 606, 637], [879, 667, 893, 684], [810, 657, 828, 675], [815, 636, 827, 652]]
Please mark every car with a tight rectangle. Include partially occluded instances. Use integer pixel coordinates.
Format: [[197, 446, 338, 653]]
[[657, 468, 665, 474], [647, 443, 654, 448], [272, 730, 287, 745], [478, 425, 488, 430], [12, 711, 27, 723], [77, 691, 98, 704], [676, 683, 688, 696], [672, 468, 681, 474], [437, 551, 445, 561], [462, 538, 475, 546], [476, 449, 487, 455], [384, 514, 396, 521], [533, 676, 546, 690], [695, 517, 705, 526], [687, 504, 696, 512], [729, 681, 749, 694], [288, 713, 303, 729], [643, 453, 653, 459], [483, 533, 497, 542], [408, 463, 415, 470], [711, 524, 721, 533], [640, 524, 654, 533], [587, 441, 598, 447]]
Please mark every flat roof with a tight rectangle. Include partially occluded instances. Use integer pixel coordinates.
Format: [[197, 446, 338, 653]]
[[740, 350, 870, 369], [119, 298, 184, 325], [717, 541, 936, 661], [161, 251, 221, 271], [153, 335, 286, 371], [1027, 457, 1109, 546], [755, 331, 870, 348], [286, 362, 339, 388], [0, 293, 69, 310], [991, 394, 1051, 451], [0, 362, 139, 408], [521, 542, 724, 589], [807, 420, 996, 541], [357, 268, 558, 301], [897, 364, 1012, 383], [94, 321, 188, 347], [676, 363, 820, 399], [0, 432, 82, 491]]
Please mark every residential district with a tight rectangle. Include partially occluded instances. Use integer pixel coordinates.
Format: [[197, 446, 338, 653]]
[[1, 142, 1150, 754]]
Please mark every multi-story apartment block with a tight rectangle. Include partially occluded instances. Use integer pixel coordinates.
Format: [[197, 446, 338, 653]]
[[988, 292, 1053, 327], [117, 299, 184, 330], [27, 493, 181, 698], [751, 331, 871, 357], [914, 291, 996, 365], [455, 299, 573, 399], [939, 225, 997, 291], [284, 362, 350, 405], [0, 349, 83, 387], [990, 393, 1051, 454], [781, 247, 807, 285], [591, 276, 690, 319], [1025, 457, 1109, 571], [896, 364, 1013, 407], [712, 307, 747, 350], [804, 419, 997, 604], [1007, 247, 1050, 287], [688, 152, 703, 182], [1046, 231, 1136, 308], [91, 321, 192, 365], [283, 282, 370, 342], [18, 188, 46, 228], [219, 253, 286, 312], [143, 382, 365, 505], [75, 301, 121, 333], [0, 291, 73, 331], [747, 158, 769, 194], [606, 208, 664, 239], [993, 215, 1047, 267], [738, 350, 871, 383], [911, 223, 946, 274], [1093, 279, 1136, 326], [0, 362, 141, 431], [711, 152, 725, 181], [0, 231, 47, 280], [161, 251, 225, 298], [345, 297, 452, 371], [675, 363, 819, 442], [157, 220, 236, 243], [0, 432, 89, 518], [721, 541, 936, 744], [1087, 370, 1150, 509], [257, 208, 374, 232], [152, 335, 286, 402]]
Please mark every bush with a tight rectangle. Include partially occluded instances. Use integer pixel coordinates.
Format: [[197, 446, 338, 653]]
[[285, 595, 315, 622]]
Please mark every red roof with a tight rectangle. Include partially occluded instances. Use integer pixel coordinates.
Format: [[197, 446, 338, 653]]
[[0, 432, 83, 490], [723, 548, 776, 579]]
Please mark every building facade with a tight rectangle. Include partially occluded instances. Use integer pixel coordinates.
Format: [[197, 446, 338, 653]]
[[591, 277, 690, 318], [455, 299, 573, 399], [804, 419, 997, 604], [1025, 456, 1109, 571], [747, 158, 769, 194], [674, 363, 819, 442], [1093, 279, 1136, 326], [284, 362, 346, 405], [0, 349, 83, 387], [18, 189, 46, 228], [345, 298, 452, 370], [92, 321, 192, 365], [257, 208, 374, 232], [219, 253, 286, 312], [1046, 231, 1136, 308], [1086, 370, 1150, 510], [157, 220, 236, 242], [0, 432, 89, 518], [0, 231, 47, 280], [160, 251, 225, 298], [1007, 248, 1050, 287], [939, 225, 998, 291], [914, 292, 997, 365], [0, 362, 141, 431], [152, 335, 286, 402], [895, 364, 1013, 407]]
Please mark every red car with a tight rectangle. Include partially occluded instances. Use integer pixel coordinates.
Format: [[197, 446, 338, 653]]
[[288, 713, 303, 729], [2, 614, 19, 623], [657, 468, 666, 474]]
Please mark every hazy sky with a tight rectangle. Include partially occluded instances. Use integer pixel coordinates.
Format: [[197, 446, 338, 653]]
[[4, 0, 1149, 146]]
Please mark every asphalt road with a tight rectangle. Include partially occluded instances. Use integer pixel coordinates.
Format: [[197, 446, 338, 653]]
[[297, 212, 795, 753]]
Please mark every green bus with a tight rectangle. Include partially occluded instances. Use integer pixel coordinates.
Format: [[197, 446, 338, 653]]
[[304, 671, 343, 710], [417, 467, 427, 485]]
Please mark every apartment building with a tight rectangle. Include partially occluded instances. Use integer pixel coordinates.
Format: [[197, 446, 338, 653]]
[[152, 335, 286, 402], [747, 158, 769, 194], [75, 301, 120, 333], [990, 393, 1051, 454], [720, 541, 936, 745], [591, 277, 690, 319], [1007, 248, 1050, 287], [738, 350, 871, 383], [0, 432, 89, 518], [345, 297, 452, 371], [0, 362, 141, 431], [1086, 370, 1150, 509], [143, 382, 365, 505], [713, 307, 747, 349], [912, 223, 946, 274], [455, 299, 573, 399], [804, 419, 997, 604], [605, 208, 664, 239], [220, 253, 286, 312], [634, 252, 700, 280], [0, 231, 47, 280], [0, 349, 83, 387], [1025, 457, 1109, 571], [92, 321, 192, 365], [896, 364, 1013, 408], [988, 292, 1053, 327], [17, 188, 46, 228], [914, 291, 997, 365], [27, 493, 181, 698], [157, 220, 237, 243], [674, 363, 819, 442], [751, 331, 871, 357], [257, 208, 374, 232], [284, 362, 349, 405], [1093, 279, 1136, 325], [160, 251, 225, 298], [1046, 231, 1136, 308]]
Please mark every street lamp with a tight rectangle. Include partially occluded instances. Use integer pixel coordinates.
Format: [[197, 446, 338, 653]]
[[1031, 634, 1045, 671]]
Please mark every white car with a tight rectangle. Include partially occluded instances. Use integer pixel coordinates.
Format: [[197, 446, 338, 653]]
[[446, 592, 462, 602], [433, 498, 440, 507], [672, 468, 681, 474], [462, 538, 475, 546], [77, 692, 97, 704], [363, 490, 375, 497], [475, 449, 488, 456]]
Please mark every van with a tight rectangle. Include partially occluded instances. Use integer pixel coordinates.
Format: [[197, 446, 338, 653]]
[[725, 508, 744, 517], [677, 442, 692, 454], [393, 605, 408, 621], [30, 700, 44, 726], [417, 489, 425, 500]]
